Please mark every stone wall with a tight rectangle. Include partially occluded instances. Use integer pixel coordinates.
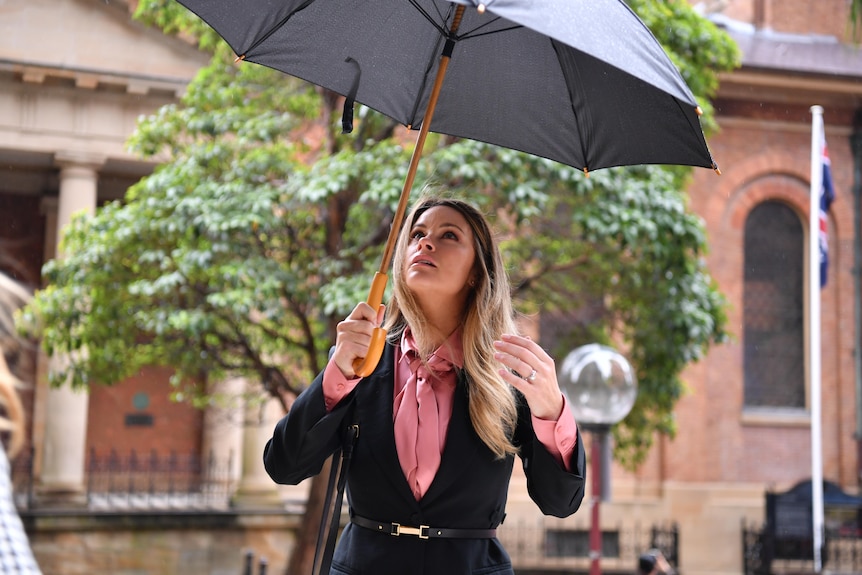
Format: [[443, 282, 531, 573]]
[[23, 510, 298, 575]]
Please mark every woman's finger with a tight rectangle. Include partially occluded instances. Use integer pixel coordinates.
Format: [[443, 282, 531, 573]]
[[494, 334, 562, 420], [332, 302, 384, 377]]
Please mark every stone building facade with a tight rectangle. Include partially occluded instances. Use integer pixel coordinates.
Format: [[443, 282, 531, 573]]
[[1, 0, 861, 574], [1, 1, 290, 573]]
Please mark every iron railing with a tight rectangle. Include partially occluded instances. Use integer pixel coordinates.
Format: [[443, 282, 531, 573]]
[[241, 550, 269, 575], [499, 516, 679, 574], [9, 447, 35, 510], [742, 521, 862, 574], [11, 448, 236, 511]]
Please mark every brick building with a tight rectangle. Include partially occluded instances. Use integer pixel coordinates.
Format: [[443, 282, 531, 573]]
[[597, 0, 862, 573], [1, 0, 860, 574]]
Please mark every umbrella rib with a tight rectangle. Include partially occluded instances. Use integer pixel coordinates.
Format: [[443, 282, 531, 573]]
[[405, 2, 520, 42], [671, 97, 720, 174], [406, 33, 446, 128], [240, 0, 316, 58], [408, 0, 451, 36], [403, 0, 460, 128], [457, 22, 522, 41], [552, 39, 591, 173]]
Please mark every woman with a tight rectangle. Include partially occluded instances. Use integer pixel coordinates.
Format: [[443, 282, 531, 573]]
[[0, 273, 43, 574], [264, 195, 586, 575]]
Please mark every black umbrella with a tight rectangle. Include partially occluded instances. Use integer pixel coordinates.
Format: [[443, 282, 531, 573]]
[[176, 0, 719, 374]]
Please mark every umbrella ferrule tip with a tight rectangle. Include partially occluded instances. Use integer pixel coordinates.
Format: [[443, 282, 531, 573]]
[[478, 3, 486, 13]]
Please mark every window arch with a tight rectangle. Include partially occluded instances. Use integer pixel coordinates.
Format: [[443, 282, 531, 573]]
[[743, 200, 805, 409]]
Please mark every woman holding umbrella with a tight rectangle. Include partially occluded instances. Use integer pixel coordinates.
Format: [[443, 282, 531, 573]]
[[264, 194, 586, 575]]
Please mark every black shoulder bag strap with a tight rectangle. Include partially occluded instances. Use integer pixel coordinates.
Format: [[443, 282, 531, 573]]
[[312, 420, 359, 575]]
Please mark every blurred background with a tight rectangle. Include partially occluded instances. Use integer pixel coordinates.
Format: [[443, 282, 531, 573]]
[[0, 1, 860, 574]]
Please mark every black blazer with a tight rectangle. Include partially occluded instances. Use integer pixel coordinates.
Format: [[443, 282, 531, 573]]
[[264, 343, 587, 575]]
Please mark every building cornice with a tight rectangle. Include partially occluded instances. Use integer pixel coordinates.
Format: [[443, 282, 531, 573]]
[[711, 13, 862, 111], [0, 58, 191, 98], [720, 69, 862, 99]]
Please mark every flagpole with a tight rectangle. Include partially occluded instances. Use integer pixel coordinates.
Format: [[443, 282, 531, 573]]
[[809, 104, 825, 572]]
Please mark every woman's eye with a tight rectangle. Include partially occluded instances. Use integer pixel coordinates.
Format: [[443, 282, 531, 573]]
[[443, 231, 458, 240], [410, 230, 425, 240]]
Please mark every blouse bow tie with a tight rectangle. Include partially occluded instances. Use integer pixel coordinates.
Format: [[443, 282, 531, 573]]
[[394, 351, 454, 500]]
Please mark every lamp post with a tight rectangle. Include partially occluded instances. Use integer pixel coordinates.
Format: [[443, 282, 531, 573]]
[[558, 344, 637, 575]]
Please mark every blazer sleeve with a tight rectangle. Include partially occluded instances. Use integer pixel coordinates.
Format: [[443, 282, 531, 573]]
[[515, 395, 587, 518], [263, 370, 356, 485]]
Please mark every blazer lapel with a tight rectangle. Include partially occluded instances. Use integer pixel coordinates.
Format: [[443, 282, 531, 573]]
[[357, 344, 420, 509], [419, 370, 481, 507]]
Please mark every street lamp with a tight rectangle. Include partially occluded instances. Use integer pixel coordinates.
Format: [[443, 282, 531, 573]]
[[559, 344, 637, 575]]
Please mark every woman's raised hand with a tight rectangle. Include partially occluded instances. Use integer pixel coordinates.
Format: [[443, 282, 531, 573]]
[[332, 302, 386, 379], [494, 334, 564, 421]]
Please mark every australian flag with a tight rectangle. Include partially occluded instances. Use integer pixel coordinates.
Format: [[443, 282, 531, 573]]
[[820, 134, 835, 287]]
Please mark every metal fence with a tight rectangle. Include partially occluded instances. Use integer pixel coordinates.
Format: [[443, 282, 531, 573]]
[[11, 448, 681, 574], [241, 550, 269, 575], [742, 521, 862, 574], [11, 448, 236, 511], [499, 516, 679, 574], [9, 447, 35, 509]]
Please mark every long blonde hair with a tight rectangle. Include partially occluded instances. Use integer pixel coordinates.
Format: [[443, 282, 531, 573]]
[[0, 273, 32, 457], [384, 195, 520, 458]]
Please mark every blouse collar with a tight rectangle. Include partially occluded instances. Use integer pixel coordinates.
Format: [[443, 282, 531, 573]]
[[399, 326, 465, 370]]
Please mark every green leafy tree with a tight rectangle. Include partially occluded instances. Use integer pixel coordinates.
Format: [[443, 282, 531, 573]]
[[21, 2, 738, 573], [854, 0, 862, 39]]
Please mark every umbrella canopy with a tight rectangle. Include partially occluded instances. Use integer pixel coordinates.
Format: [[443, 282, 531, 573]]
[[175, 0, 719, 375], [177, 0, 717, 173]]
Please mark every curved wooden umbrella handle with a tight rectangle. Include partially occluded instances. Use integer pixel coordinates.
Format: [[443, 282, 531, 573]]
[[351, 271, 389, 377]]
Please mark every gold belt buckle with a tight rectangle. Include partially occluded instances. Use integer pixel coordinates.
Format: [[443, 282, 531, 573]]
[[391, 522, 430, 539]]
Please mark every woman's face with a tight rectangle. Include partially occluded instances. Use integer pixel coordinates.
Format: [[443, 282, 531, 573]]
[[404, 205, 477, 306]]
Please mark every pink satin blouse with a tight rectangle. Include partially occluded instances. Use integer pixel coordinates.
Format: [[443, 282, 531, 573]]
[[322, 330, 578, 500]]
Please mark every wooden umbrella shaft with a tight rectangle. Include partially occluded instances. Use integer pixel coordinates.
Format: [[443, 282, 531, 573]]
[[378, 6, 464, 275], [352, 5, 466, 377]]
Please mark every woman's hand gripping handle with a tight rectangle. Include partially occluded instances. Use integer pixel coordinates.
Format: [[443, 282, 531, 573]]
[[335, 272, 387, 378]]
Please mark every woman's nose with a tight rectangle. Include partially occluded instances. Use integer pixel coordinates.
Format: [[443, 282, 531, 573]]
[[418, 236, 435, 251]]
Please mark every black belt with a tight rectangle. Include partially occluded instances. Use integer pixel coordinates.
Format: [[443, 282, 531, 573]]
[[351, 514, 497, 539]]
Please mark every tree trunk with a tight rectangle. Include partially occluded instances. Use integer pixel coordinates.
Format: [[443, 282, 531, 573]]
[[287, 93, 351, 575], [285, 457, 334, 575]]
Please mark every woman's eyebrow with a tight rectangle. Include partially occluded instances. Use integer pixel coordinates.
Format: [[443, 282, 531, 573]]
[[412, 222, 466, 233], [439, 222, 466, 233]]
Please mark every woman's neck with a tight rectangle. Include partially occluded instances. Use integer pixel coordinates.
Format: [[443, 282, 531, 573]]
[[413, 301, 463, 355]]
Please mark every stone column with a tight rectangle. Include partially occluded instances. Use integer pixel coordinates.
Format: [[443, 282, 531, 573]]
[[37, 152, 103, 505], [852, 110, 862, 484], [200, 377, 244, 499], [232, 388, 283, 509]]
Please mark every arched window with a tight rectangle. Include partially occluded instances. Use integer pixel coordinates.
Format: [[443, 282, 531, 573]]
[[743, 201, 805, 409]]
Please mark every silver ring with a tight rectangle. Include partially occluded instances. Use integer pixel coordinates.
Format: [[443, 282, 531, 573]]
[[527, 369, 537, 381]]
